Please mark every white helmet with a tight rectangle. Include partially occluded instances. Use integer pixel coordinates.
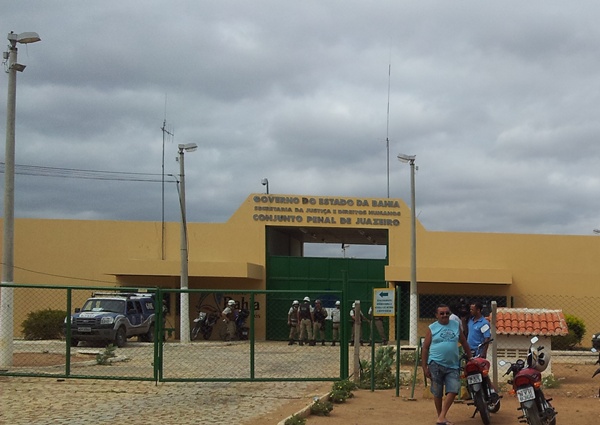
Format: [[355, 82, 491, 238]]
[[303, 296, 310, 302], [228, 300, 235, 306], [532, 346, 550, 372], [292, 300, 299, 306], [335, 301, 340, 306]]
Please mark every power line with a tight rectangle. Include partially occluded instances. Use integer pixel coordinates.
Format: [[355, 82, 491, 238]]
[[4, 262, 119, 284], [0, 162, 171, 183]]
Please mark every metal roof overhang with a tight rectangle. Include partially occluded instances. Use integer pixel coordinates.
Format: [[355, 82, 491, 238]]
[[107, 260, 263, 280], [385, 266, 512, 285]]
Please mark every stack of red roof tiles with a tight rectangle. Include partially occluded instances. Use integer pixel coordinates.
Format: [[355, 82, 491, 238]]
[[489, 308, 569, 336]]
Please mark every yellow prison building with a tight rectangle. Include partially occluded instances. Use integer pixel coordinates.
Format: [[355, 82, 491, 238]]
[[1, 193, 599, 343]]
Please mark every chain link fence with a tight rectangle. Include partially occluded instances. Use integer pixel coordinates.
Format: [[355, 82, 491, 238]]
[[2, 284, 599, 398], [0, 284, 346, 383]]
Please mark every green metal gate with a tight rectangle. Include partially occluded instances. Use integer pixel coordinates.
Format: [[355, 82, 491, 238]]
[[265, 256, 409, 341]]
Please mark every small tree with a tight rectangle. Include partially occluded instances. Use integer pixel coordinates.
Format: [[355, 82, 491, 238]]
[[551, 313, 586, 350], [21, 308, 67, 340]]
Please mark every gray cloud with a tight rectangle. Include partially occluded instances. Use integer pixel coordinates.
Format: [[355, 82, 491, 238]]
[[2, 0, 600, 243]]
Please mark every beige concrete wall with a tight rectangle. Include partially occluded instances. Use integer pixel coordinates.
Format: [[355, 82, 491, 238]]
[[1, 193, 600, 342]]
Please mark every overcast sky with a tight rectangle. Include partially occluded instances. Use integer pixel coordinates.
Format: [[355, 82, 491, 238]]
[[3, 2, 600, 247]]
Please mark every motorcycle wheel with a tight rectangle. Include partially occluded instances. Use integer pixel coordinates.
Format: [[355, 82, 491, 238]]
[[202, 327, 213, 340], [474, 391, 491, 425], [488, 398, 500, 414], [191, 325, 200, 341], [522, 405, 543, 425], [540, 397, 556, 425]]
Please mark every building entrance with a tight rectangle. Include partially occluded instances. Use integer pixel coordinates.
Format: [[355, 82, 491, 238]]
[[265, 255, 409, 341]]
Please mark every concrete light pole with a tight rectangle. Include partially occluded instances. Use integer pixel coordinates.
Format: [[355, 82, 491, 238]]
[[398, 153, 417, 346], [1, 31, 41, 368], [177, 143, 197, 343]]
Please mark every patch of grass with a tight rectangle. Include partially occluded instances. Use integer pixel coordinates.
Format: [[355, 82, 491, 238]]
[[542, 374, 560, 388], [96, 344, 117, 365]]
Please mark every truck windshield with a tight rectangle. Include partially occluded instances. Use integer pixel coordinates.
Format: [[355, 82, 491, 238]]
[[82, 299, 125, 313]]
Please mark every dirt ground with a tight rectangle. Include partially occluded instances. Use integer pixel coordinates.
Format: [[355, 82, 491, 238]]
[[249, 388, 600, 425], [11, 353, 600, 425], [12, 352, 92, 367], [246, 362, 600, 425]]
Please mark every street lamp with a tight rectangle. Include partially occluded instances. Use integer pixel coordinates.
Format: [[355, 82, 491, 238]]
[[261, 178, 269, 194], [398, 153, 417, 346], [178, 143, 197, 343], [1, 31, 41, 368]]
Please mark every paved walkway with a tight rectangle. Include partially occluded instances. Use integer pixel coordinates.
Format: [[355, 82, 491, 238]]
[[0, 376, 326, 424]]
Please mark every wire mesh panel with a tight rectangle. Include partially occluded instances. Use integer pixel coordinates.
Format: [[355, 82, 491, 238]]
[[0, 284, 158, 380]]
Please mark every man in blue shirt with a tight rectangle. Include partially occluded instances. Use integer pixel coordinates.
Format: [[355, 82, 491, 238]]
[[467, 301, 499, 404], [467, 302, 491, 357], [422, 304, 472, 425]]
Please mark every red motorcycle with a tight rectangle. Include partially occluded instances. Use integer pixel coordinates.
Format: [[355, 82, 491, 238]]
[[500, 336, 556, 425], [463, 336, 501, 425]]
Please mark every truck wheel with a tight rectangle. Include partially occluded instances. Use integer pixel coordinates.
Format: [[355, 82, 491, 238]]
[[114, 327, 127, 347], [145, 325, 155, 343], [70, 338, 79, 347]]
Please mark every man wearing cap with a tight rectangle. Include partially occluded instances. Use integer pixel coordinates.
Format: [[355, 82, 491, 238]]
[[331, 300, 341, 346], [298, 296, 314, 346], [287, 300, 300, 345], [312, 299, 328, 346]]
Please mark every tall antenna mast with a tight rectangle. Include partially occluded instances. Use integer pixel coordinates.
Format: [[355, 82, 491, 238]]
[[386, 61, 391, 198], [161, 96, 174, 260]]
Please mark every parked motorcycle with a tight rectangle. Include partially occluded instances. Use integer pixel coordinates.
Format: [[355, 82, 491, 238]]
[[500, 336, 556, 425], [236, 309, 250, 340], [462, 324, 500, 425], [191, 310, 219, 340], [219, 308, 250, 341]]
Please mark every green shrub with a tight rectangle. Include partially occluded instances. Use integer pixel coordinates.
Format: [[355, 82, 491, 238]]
[[21, 308, 67, 340], [552, 313, 586, 350], [332, 379, 357, 394], [358, 346, 396, 389], [310, 399, 333, 416], [284, 414, 306, 425], [400, 349, 416, 365]]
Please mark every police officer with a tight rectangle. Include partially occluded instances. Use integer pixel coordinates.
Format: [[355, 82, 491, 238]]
[[331, 300, 341, 346], [298, 296, 314, 346], [287, 300, 300, 345], [368, 305, 387, 346], [312, 299, 328, 346], [222, 299, 237, 341]]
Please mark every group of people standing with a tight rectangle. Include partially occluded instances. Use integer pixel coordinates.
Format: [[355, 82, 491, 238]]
[[287, 297, 332, 346], [422, 301, 496, 425], [286, 298, 387, 346]]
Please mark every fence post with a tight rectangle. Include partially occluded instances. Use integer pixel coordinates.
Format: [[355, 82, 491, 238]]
[[65, 287, 72, 376], [491, 300, 497, 388], [353, 300, 361, 383], [341, 270, 348, 379]]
